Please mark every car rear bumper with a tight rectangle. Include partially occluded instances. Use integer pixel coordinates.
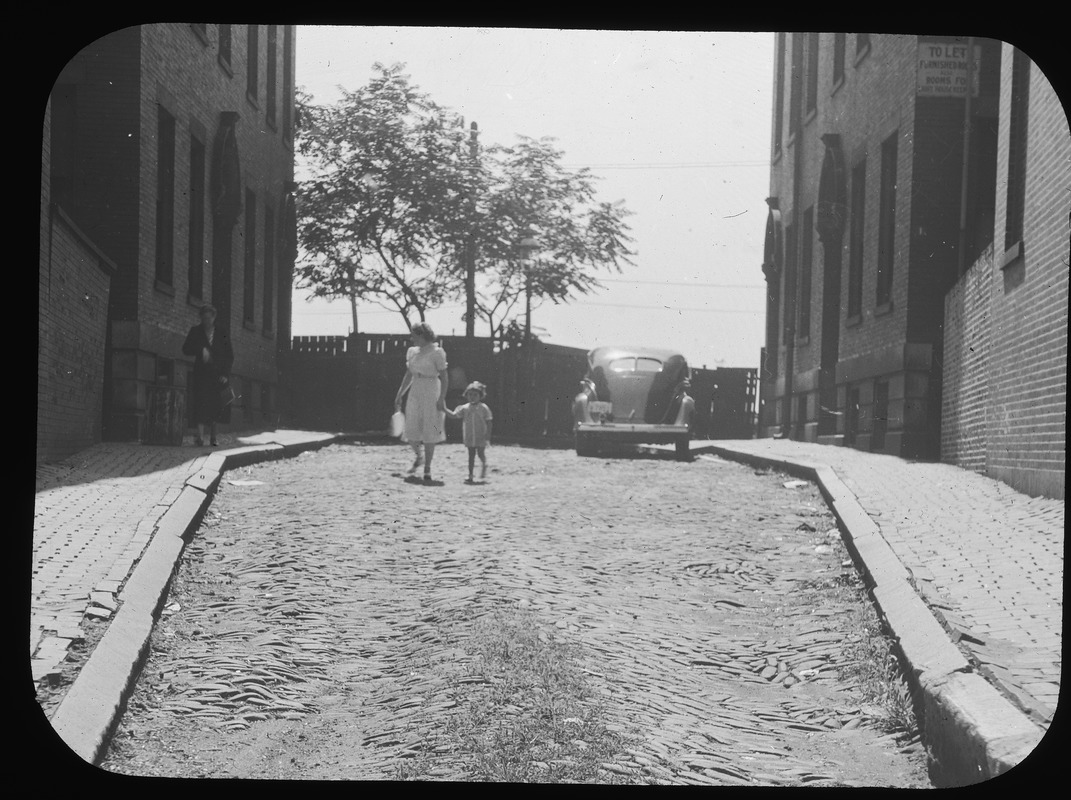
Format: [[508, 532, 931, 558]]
[[575, 423, 690, 443]]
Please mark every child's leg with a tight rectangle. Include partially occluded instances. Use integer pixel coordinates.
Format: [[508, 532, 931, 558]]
[[467, 447, 476, 478], [477, 447, 487, 477]]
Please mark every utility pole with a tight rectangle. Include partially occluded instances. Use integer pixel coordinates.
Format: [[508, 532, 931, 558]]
[[465, 121, 479, 337], [524, 277, 532, 346], [518, 230, 540, 435], [518, 230, 540, 347]]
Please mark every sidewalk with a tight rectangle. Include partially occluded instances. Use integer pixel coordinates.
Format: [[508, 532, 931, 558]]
[[31, 431, 1060, 783], [32, 428, 346, 763], [690, 438, 1060, 783]]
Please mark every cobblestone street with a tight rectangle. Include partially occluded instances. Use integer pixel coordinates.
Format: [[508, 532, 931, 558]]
[[100, 441, 930, 785]]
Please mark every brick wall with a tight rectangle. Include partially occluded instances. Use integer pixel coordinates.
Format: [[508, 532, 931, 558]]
[[824, 35, 918, 368], [39, 97, 115, 463], [38, 205, 116, 463], [52, 27, 142, 319], [52, 24, 297, 441], [941, 245, 993, 472], [984, 46, 1068, 498], [767, 35, 926, 452], [765, 35, 1009, 461], [135, 24, 294, 366]]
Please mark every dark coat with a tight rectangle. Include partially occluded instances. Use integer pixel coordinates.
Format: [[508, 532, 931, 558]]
[[182, 324, 234, 423]]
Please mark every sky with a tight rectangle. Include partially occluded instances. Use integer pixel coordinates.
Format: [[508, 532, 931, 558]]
[[292, 26, 775, 369]]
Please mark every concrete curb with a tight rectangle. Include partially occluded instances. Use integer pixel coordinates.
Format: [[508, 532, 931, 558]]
[[694, 443, 1046, 786], [48, 433, 346, 765]]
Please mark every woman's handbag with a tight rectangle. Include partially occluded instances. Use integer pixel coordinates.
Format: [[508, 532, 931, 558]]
[[390, 411, 405, 438]]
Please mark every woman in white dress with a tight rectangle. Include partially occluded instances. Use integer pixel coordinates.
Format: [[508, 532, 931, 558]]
[[394, 322, 448, 483]]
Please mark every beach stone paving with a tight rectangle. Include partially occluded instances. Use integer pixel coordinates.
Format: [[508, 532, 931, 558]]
[[100, 441, 930, 786]]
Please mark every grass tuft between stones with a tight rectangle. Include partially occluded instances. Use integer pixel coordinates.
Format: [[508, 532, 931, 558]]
[[396, 605, 638, 783]]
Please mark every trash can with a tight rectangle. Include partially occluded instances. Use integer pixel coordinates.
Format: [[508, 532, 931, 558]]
[[144, 385, 187, 445]]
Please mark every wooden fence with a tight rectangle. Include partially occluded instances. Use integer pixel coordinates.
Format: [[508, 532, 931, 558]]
[[281, 334, 756, 440]]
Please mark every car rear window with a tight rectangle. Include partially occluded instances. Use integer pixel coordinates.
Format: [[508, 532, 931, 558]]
[[608, 357, 663, 373], [635, 357, 662, 372]]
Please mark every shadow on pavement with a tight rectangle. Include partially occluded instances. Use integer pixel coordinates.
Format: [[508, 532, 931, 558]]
[[36, 428, 352, 494]]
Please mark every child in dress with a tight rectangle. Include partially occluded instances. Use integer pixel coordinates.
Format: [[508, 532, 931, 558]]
[[447, 382, 493, 483]]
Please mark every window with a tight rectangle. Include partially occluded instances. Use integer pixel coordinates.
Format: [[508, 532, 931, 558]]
[[188, 136, 206, 299], [806, 32, 819, 116], [263, 203, 275, 331], [155, 106, 176, 287], [246, 25, 259, 102], [244, 189, 257, 324], [266, 25, 278, 127], [833, 33, 846, 86], [847, 159, 866, 319], [608, 357, 662, 373], [1004, 47, 1030, 255], [634, 358, 662, 373], [876, 132, 898, 308], [282, 25, 294, 141], [774, 33, 786, 154], [798, 206, 814, 338], [783, 221, 796, 343], [218, 24, 232, 70], [789, 33, 804, 136]]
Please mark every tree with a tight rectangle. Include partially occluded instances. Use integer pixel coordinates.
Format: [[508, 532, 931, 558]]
[[473, 136, 636, 347], [295, 64, 479, 332], [295, 64, 635, 338]]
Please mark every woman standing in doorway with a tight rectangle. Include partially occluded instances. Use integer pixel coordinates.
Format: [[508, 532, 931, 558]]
[[182, 304, 233, 446], [394, 322, 448, 483]]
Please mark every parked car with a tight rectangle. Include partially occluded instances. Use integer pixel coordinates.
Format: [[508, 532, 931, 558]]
[[572, 345, 695, 460]]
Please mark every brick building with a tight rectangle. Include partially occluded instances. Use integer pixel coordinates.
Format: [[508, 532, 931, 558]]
[[760, 34, 1005, 459], [38, 104, 117, 462], [941, 43, 1068, 498], [40, 23, 296, 460]]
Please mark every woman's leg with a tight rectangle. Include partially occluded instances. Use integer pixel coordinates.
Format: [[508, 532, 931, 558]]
[[196, 423, 205, 445], [423, 443, 437, 480], [408, 442, 423, 473], [209, 421, 218, 445]]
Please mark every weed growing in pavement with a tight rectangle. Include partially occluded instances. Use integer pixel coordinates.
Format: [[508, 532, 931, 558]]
[[843, 621, 919, 736], [404, 605, 638, 783], [836, 582, 921, 739], [796, 523, 922, 742]]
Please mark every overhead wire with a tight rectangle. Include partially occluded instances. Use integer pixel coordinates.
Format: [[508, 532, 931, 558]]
[[293, 300, 763, 317], [562, 160, 768, 170]]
